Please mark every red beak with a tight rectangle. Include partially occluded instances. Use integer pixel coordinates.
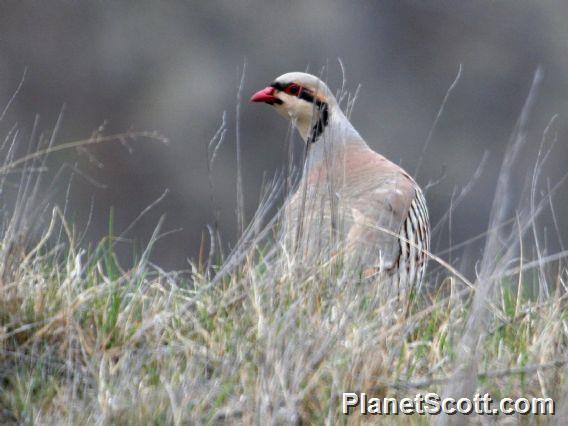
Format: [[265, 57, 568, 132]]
[[250, 86, 277, 103]]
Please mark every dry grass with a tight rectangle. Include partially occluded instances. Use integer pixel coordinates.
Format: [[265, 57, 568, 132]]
[[1, 71, 567, 424]]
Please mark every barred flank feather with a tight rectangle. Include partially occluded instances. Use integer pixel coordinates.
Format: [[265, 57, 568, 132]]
[[397, 189, 430, 292]]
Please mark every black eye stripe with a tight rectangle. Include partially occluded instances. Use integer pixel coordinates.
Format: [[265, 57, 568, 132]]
[[270, 82, 317, 104], [270, 82, 287, 91], [298, 90, 315, 103]]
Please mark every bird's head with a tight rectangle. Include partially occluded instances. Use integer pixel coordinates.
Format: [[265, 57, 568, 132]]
[[250, 72, 336, 142]]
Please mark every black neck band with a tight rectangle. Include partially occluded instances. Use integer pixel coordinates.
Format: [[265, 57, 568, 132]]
[[307, 100, 329, 144]]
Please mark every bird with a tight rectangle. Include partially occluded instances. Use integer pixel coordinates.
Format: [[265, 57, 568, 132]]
[[250, 72, 430, 294]]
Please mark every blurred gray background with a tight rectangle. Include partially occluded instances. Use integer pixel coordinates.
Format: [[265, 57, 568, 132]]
[[1, 0, 567, 271]]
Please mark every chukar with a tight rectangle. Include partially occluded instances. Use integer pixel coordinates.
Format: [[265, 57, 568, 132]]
[[251, 72, 429, 292]]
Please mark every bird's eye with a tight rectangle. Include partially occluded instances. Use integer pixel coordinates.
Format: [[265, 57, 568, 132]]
[[285, 83, 300, 96]]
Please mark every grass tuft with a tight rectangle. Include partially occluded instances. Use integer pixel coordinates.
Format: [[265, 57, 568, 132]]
[[1, 78, 567, 424]]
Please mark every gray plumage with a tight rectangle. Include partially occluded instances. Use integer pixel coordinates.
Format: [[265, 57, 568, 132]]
[[251, 72, 430, 292]]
